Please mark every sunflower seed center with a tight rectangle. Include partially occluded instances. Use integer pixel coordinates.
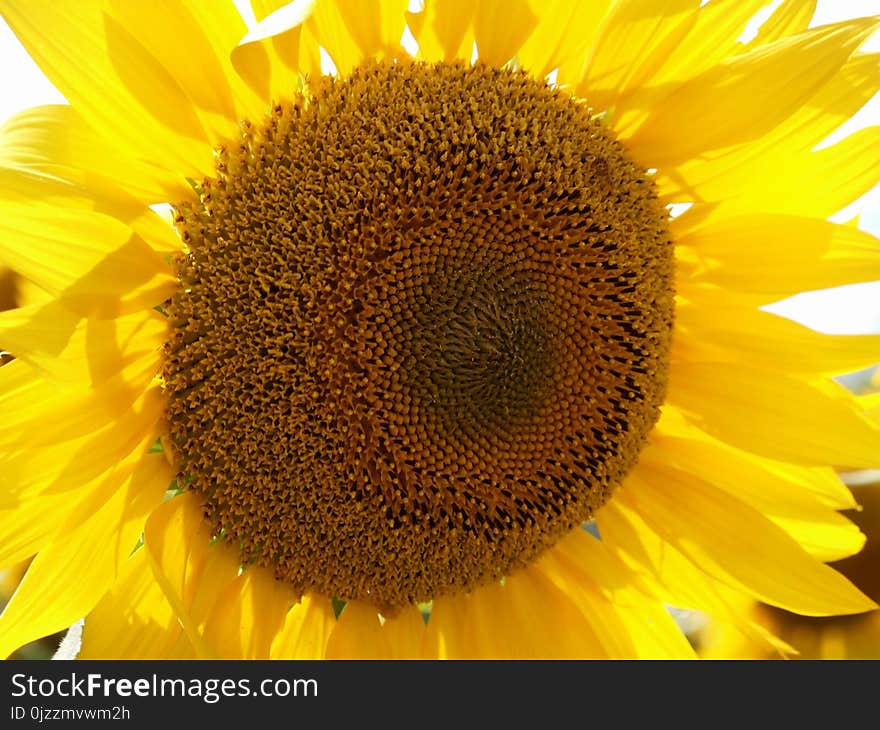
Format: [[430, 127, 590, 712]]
[[163, 61, 674, 610]]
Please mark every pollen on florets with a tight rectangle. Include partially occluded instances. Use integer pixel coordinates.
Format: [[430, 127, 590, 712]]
[[162, 60, 674, 610]]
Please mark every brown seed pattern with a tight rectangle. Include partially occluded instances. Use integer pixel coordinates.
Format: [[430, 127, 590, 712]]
[[163, 61, 674, 610]]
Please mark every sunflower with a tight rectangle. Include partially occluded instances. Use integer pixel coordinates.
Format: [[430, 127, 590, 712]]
[[1, 0, 879, 660]]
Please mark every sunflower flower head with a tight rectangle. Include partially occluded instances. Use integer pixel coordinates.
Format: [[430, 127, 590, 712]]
[[0, 0, 878, 659]]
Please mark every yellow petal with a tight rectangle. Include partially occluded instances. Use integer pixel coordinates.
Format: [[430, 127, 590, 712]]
[[50, 447, 169, 568], [325, 603, 385, 658], [100, 0, 259, 144], [730, 49, 877, 165], [753, 0, 817, 45], [180, 1, 270, 124], [4, 0, 266, 161], [425, 568, 606, 658], [0, 356, 158, 451], [655, 48, 880, 215], [641, 440, 864, 562], [675, 215, 880, 298], [696, 595, 777, 659], [729, 125, 880, 219], [669, 1, 787, 76], [626, 18, 878, 167], [768, 49, 877, 152], [597, 497, 797, 654], [599, 497, 727, 612], [607, 0, 819, 136], [79, 546, 194, 659], [761, 462, 858, 512], [202, 565, 296, 659], [232, 0, 322, 105], [861, 392, 880, 422], [270, 594, 336, 659], [745, 501, 865, 564], [251, 0, 286, 17], [1, 0, 215, 180], [0, 105, 191, 205], [144, 490, 294, 659], [0, 450, 169, 658], [538, 529, 695, 658], [515, 0, 611, 81], [325, 602, 426, 659], [620, 471, 876, 616], [0, 167, 108, 208], [667, 362, 880, 468], [472, 0, 538, 67], [673, 303, 880, 376], [381, 606, 429, 659], [654, 406, 859, 511], [406, 0, 475, 63], [0, 491, 76, 569], [307, 0, 409, 75], [0, 302, 166, 386], [4, 386, 166, 505], [143, 492, 238, 658], [577, 0, 701, 117], [0, 166, 185, 255], [0, 201, 175, 314]]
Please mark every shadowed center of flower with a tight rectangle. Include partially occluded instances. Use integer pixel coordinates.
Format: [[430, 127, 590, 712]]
[[163, 61, 674, 611]]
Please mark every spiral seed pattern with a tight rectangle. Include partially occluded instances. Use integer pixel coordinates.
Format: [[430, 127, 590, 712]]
[[163, 61, 674, 610]]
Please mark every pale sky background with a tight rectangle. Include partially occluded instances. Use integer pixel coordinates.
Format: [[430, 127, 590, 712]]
[[0, 0, 878, 335]]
